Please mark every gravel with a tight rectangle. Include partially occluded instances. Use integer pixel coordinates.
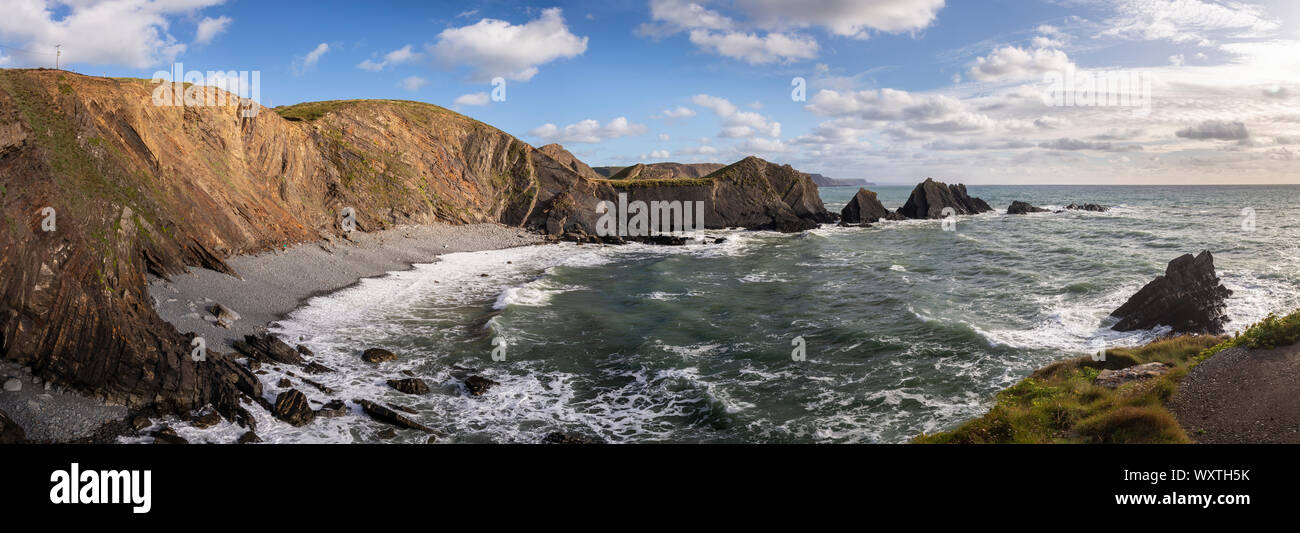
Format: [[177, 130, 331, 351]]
[[1169, 345, 1300, 443]]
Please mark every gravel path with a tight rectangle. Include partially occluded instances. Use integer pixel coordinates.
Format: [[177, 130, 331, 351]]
[[1169, 345, 1300, 443]]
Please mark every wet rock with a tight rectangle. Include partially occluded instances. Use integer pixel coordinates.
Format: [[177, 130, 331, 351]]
[[0, 409, 26, 444], [234, 334, 304, 365], [295, 344, 314, 357], [1006, 201, 1048, 215], [273, 389, 316, 427], [316, 400, 347, 418], [897, 178, 993, 219], [1096, 362, 1171, 388], [3, 378, 21, 392], [301, 377, 334, 394], [210, 303, 240, 328], [1066, 203, 1108, 212], [375, 428, 398, 440], [361, 348, 398, 364], [463, 375, 499, 396], [277, 378, 292, 388], [152, 426, 188, 444], [130, 416, 152, 431], [1110, 251, 1232, 334], [840, 188, 900, 224], [353, 399, 435, 433], [191, 411, 223, 429], [386, 402, 418, 415], [630, 235, 689, 246], [304, 362, 335, 374], [542, 432, 604, 444], [236, 431, 262, 444], [387, 378, 431, 395]]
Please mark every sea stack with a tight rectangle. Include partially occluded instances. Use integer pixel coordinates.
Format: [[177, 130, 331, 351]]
[[897, 178, 993, 219], [840, 188, 900, 224], [1110, 251, 1232, 334], [1006, 201, 1048, 215]]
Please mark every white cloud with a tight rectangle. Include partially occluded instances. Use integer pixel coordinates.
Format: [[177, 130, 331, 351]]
[[650, 149, 671, 159], [357, 44, 421, 71], [454, 92, 490, 106], [658, 106, 697, 119], [398, 76, 428, 91], [1099, 0, 1281, 44], [968, 46, 1074, 82], [659, 133, 671, 141], [531, 117, 649, 143], [194, 15, 231, 46], [1169, 54, 1185, 66], [0, 0, 227, 68], [431, 8, 587, 82], [732, 0, 946, 38], [692, 94, 780, 137], [687, 29, 818, 64], [292, 43, 330, 75]]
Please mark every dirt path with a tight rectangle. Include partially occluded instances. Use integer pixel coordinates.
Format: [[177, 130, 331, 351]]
[[1169, 345, 1300, 443]]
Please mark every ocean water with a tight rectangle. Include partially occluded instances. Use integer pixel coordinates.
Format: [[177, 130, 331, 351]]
[[162, 185, 1300, 444]]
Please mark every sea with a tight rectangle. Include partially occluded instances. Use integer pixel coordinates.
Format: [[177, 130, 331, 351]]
[[147, 185, 1300, 444]]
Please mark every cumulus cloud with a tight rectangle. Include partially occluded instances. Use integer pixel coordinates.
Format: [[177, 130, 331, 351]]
[[454, 92, 490, 106], [0, 0, 227, 68], [1176, 120, 1250, 140], [693, 94, 780, 137], [530, 117, 649, 143], [968, 46, 1074, 82], [293, 43, 330, 75], [657, 106, 697, 119], [430, 8, 587, 82], [688, 29, 818, 64], [357, 45, 421, 71], [732, 0, 946, 38], [194, 16, 231, 46]]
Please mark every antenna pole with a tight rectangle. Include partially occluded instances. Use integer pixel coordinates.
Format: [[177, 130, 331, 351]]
[[55, 44, 61, 70]]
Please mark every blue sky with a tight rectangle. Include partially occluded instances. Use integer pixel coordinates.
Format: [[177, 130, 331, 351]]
[[2, 1, 1299, 184]]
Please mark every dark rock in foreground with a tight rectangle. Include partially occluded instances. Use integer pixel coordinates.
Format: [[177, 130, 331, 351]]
[[354, 399, 435, 433], [1066, 203, 1108, 212], [840, 188, 901, 224], [1006, 201, 1048, 215], [151, 426, 188, 444], [463, 375, 499, 396], [234, 334, 304, 365], [387, 378, 431, 395], [0, 409, 26, 444], [897, 178, 993, 219], [361, 348, 398, 364], [273, 389, 316, 427], [236, 431, 262, 444], [1110, 251, 1232, 334]]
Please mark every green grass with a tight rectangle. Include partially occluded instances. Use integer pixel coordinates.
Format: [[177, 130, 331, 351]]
[[1193, 309, 1300, 362], [274, 99, 463, 123], [914, 335, 1225, 444]]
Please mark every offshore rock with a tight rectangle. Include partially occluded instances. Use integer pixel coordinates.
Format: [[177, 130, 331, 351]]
[[840, 188, 900, 224], [1110, 251, 1232, 334], [1007, 201, 1048, 215], [897, 178, 993, 219]]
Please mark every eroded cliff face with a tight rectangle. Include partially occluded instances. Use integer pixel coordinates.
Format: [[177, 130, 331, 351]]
[[0, 69, 831, 419]]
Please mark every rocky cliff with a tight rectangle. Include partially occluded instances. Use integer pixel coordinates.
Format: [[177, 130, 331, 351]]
[[0, 69, 831, 420], [608, 162, 725, 180]]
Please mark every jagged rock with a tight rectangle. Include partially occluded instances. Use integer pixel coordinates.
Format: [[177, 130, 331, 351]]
[[840, 188, 900, 224], [316, 399, 347, 418], [303, 362, 335, 374], [542, 432, 605, 444], [234, 334, 304, 365], [1111, 251, 1232, 334], [1007, 201, 1048, 215], [463, 375, 499, 396], [273, 389, 316, 427], [301, 377, 334, 394], [387, 378, 431, 395], [276, 378, 292, 388], [0, 409, 26, 444], [152, 426, 188, 444], [1066, 203, 1108, 212], [353, 399, 435, 433], [1096, 362, 1171, 388], [236, 431, 262, 444], [385, 402, 418, 415], [130, 416, 151, 431], [361, 348, 398, 364], [191, 411, 223, 429], [210, 303, 240, 328], [897, 178, 993, 219], [295, 344, 314, 357]]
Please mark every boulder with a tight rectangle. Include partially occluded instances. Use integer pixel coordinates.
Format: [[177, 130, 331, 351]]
[[1096, 362, 1171, 388], [1066, 203, 1108, 212], [210, 303, 240, 328], [354, 399, 435, 433], [0, 409, 26, 444], [897, 178, 993, 219], [463, 375, 499, 396], [387, 378, 431, 395], [361, 348, 398, 364], [840, 188, 900, 224], [3, 378, 21, 392], [316, 399, 348, 418], [1007, 201, 1048, 215], [273, 389, 316, 427], [191, 411, 223, 429], [234, 334, 304, 365], [236, 431, 262, 444], [152, 426, 188, 444], [541, 432, 605, 444], [1110, 251, 1232, 334]]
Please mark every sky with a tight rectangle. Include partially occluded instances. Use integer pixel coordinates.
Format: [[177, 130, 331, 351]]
[[1, 0, 1298, 184]]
